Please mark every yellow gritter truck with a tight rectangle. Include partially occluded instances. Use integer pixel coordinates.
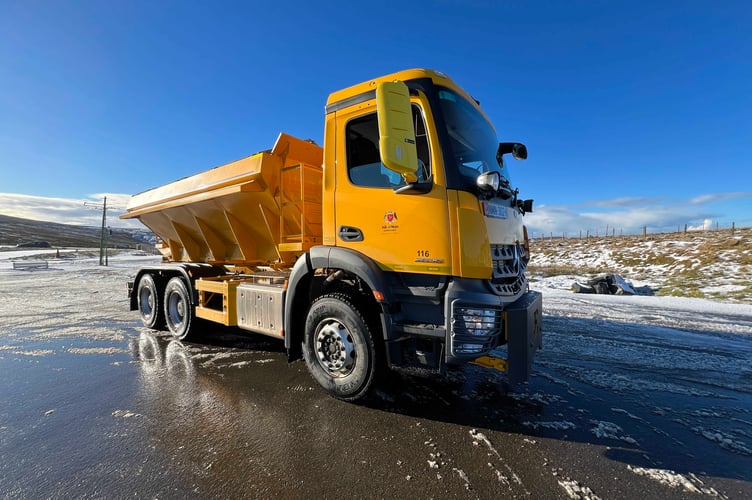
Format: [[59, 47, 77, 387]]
[[121, 68, 542, 401]]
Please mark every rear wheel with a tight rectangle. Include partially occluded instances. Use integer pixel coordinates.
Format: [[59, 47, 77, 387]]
[[303, 293, 378, 401], [137, 274, 164, 329], [164, 277, 195, 340]]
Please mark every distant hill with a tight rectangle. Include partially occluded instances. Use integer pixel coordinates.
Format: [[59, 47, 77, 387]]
[[0, 214, 153, 250]]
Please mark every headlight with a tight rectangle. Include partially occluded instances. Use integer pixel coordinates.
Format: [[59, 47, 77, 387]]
[[451, 306, 502, 357], [455, 308, 498, 337]]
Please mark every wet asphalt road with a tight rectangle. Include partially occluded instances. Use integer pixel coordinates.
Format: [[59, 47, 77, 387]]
[[1, 264, 751, 499]]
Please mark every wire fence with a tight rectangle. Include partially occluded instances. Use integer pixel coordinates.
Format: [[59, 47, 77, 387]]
[[531, 222, 748, 242]]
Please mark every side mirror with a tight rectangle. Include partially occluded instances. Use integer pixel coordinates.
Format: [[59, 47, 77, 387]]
[[497, 142, 528, 162], [477, 171, 500, 193], [376, 81, 419, 183]]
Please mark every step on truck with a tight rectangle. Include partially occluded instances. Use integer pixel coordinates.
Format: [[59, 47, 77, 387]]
[[121, 68, 542, 401]]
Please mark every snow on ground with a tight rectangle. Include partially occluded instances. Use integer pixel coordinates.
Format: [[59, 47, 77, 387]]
[[3, 247, 751, 338], [530, 227, 752, 303], [627, 466, 725, 497], [533, 275, 752, 336], [0, 248, 161, 269]]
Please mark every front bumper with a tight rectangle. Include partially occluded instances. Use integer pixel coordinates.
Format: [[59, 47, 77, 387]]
[[504, 290, 543, 384], [445, 278, 542, 384]]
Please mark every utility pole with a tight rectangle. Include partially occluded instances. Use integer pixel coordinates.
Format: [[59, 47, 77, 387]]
[[100, 196, 108, 265], [84, 196, 110, 266]]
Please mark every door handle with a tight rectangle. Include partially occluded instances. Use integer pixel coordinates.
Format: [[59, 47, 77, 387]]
[[338, 226, 364, 242]]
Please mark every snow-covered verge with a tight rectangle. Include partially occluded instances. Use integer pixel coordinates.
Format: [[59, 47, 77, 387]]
[[0, 247, 160, 268], [533, 274, 752, 336], [529, 227, 752, 303]]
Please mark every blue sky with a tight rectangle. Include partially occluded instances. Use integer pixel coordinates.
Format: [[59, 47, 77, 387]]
[[1, 0, 751, 235]]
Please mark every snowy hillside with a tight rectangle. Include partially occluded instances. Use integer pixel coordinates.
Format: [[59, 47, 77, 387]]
[[529, 226, 752, 303], [0, 214, 152, 249]]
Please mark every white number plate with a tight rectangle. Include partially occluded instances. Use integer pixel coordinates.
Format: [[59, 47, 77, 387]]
[[482, 202, 507, 219]]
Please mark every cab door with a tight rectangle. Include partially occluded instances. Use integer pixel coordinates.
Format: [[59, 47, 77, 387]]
[[332, 95, 452, 275]]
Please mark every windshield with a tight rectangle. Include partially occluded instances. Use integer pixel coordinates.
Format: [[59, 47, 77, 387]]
[[436, 87, 512, 190]]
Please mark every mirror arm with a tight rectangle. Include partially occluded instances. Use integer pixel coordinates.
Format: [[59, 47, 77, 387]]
[[394, 179, 433, 195]]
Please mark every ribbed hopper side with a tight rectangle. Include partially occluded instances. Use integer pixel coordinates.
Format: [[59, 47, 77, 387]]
[[121, 133, 323, 266]]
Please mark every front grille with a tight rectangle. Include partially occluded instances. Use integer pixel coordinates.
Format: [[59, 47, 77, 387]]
[[489, 243, 528, 296]]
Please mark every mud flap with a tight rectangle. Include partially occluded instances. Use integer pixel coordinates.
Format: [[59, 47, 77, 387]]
[[506, 291, 542, 385]]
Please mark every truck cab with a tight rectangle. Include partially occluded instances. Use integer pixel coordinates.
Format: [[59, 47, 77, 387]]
[[318, 69, 540, 371]]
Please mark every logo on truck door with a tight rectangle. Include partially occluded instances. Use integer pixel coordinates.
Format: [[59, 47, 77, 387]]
[[382, 210, 399, 232]]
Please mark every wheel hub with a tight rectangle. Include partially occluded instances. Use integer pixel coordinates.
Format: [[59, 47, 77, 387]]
[[168, 294, 184, 325], [315, 320, 355, 375], [140, 289, 153, 315]]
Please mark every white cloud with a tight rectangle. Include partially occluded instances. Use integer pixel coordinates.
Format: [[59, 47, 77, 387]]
[[524, 192, 751, 237], [0, 192, 143, 229], [583, 197, 665, 209], [689, 192, 752, 204], [687, 219, 714, 231]]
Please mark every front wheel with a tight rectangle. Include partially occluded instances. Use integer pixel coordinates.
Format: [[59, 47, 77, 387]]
[[303, 294, 378, 401], [163, 277, 195, 340]]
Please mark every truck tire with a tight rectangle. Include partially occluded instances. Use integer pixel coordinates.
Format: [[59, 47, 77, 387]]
[[137, 273, 165, 330], [303, 293, 377, 401], [163, 277, 195, 340]]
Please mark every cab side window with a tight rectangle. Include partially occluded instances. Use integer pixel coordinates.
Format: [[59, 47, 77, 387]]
[[346, 105, 430, 188], [346, 113, 386, 187]]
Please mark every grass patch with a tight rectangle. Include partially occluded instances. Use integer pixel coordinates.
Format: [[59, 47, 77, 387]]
[[729, 288, 752, 302], [614, 256, 644, 267], [648, 253, 675, 266], [657, 286, 705, 298]]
